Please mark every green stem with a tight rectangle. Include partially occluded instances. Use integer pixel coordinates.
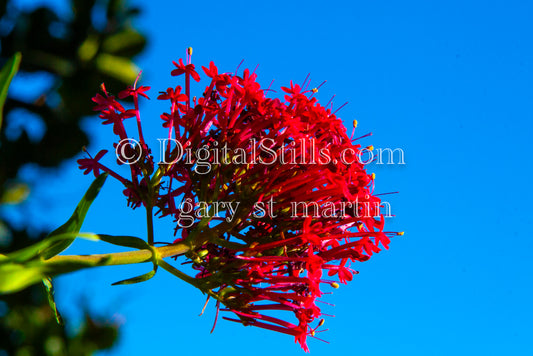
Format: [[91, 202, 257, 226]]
[[44, 242, 189, 267], [158, 259, 219, 300], [158, 259, 199, 286], [146, 204, 154, 245]]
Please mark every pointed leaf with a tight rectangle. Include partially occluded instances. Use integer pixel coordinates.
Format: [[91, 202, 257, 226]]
[[111, 266, 157, 285], [0, 251, 108, 294], [0, 259, 44, 294], [0, 232, 98, 266], [41, 173, 108, 259], [97, 234, 151, 250]]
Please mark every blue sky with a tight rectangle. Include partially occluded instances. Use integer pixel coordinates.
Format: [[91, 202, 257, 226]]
[[5, 0, 533, 355]]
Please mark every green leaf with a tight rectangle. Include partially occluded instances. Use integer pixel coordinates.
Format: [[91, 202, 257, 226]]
[[0, 232, 98, 266], [43, 277, 64, 325], [97, 234, 151, 250], [1, 232, 159, 293], [111, 267, 157, 285], [41, 173, 108, 259], [0, 261, 45, 294], [0, 254, 109, 294], [0, 232, 100, 294], [0, 52, 21, 129]]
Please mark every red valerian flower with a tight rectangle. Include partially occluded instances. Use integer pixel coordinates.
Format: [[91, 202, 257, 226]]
[[201, 61, 218, 78], [171, 58, 201, 82], [79, 50, 401, 352], [77, 149, 129, 185], [157, 86, 188, 103], [118, 85, 151, 100], [77, 149, 108, 177]]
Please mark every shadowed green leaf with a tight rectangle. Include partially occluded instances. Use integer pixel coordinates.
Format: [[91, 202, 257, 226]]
[[0, 52, 21, 129], [41, 173, 108, 259]]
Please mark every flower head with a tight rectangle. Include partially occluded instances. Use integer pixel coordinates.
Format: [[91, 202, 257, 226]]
[[80, 50, 399, 352]]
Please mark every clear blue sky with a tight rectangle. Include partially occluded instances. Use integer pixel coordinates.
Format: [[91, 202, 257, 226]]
[[7, 0, 533, 355]]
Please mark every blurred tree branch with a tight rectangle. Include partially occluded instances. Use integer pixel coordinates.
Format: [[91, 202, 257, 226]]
[[0, 0, 147, 354]]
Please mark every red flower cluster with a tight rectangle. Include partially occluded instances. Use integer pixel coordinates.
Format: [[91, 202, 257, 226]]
[[78, 50, 399, 352]]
